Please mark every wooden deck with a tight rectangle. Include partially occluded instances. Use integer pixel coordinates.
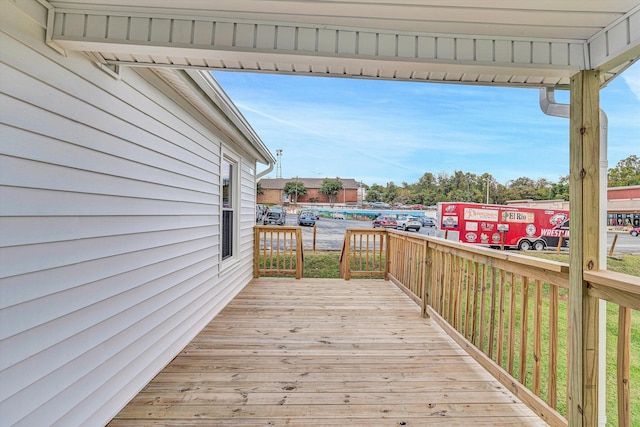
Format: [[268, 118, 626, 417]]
[[109, 278, 548, 426]]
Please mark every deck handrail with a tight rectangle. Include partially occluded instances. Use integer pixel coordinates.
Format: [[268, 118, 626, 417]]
[[339, 228, 388, 280], [340, 228, 639, 426], [254, 225, 304, 279], [585, 270, 639, 426]]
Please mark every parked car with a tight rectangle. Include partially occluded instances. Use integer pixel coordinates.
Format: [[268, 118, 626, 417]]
[[630, 227, 640, 237], [373, 215, 397, 228], [332, 212, 345, 220], [263, 210, 285, 225], [420, 217, 436, 227], [298, 211, 316, 227], [396, 216, 421, 232]]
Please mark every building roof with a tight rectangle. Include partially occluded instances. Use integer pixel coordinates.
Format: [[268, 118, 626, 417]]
[[259, 178, 361, 190], [48, 1, 639, 89]]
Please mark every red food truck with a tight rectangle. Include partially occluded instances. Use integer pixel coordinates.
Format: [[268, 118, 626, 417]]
[[437, 202, 570, 251]]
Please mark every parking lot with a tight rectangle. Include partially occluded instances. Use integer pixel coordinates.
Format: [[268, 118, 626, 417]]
[[284, 216, 639, 254]]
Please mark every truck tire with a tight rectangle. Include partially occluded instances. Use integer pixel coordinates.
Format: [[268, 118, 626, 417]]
[[533, 241, 545, 251], [518, 240, 532, 251]]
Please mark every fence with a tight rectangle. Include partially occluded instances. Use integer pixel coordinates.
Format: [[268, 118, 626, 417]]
[[254, 225, 304, 279], [340, 227, 639, 426]]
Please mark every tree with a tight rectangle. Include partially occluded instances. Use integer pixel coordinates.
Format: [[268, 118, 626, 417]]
[[283, 180, 307, 204], [256, 182, 263, 195], [505, 177, 537, 201], [608, 155, 640, 187], [534, 178, 553, 200], [550, 175, 569, 200], [365, 189, 382, 203], [384, 182, 399, 204], [319, 178, 343, 207]]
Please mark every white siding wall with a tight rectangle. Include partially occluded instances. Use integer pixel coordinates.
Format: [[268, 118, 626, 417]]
[[0, 2, 257, 425]]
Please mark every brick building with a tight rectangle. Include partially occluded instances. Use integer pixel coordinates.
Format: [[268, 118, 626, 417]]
[[258, 178, 360, 206]]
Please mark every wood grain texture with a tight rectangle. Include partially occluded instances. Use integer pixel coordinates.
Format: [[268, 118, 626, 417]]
[[109, 278, 548, 426]]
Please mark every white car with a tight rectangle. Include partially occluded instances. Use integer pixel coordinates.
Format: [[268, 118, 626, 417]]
[[396, 216, 421, 232]]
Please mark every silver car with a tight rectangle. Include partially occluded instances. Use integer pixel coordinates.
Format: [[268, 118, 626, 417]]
[[396, 216, 421, 232]]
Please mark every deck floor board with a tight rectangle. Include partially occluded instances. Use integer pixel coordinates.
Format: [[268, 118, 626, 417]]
[[109, 278, 548, 426]]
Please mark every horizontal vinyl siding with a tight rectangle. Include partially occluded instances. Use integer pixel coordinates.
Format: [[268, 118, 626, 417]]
[[0, 3, 258, 425]]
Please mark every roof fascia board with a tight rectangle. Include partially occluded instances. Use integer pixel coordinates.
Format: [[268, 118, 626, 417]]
[[149, 67, 273, 165], [185, 69, 275, 165], [587, 5, 640, 71], [49, 10, 587, 68]]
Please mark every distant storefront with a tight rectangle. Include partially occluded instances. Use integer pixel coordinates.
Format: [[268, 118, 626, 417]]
[[607, 212, 640, 227], [607, 185, 640, 227], [506, 185, 639, 228]]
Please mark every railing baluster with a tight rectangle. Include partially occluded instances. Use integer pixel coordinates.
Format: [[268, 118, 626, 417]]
[[471, 262, 479, 345], [519, 276, 530, 386], [508, 271, 516, 375], [449, 255, 458, 326], [479, 264, 487, 351], [456, 257, 463, 330], [488, 267, 497, 360], [618, 306, 631, 427], [464, 259, 473, 339], [548, 283, 559, 409], [443, 252, 450, 319], [497, 269, 506, 366], [533, 279, 543, 396]]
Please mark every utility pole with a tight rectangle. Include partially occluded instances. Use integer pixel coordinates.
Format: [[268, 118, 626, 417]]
[[486, 177, 490, 204], [275, 149, 283, 178]]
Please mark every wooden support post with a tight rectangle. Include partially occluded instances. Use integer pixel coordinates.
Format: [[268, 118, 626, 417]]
[[254, 227, 260, 278], [608, 234, 618, 257], [568, 70, 600, 427], [344, 229, 351, 281], [314, 224, 318, 251]]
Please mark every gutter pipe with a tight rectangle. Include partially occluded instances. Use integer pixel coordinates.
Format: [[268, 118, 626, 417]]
[[256, 162, 275, 180]]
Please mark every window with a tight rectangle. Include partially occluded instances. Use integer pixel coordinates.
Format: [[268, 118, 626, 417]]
[[221, 157, 235, 261]]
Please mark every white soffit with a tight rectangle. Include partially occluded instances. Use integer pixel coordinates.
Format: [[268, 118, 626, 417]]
[[48, 0, 640, 88]]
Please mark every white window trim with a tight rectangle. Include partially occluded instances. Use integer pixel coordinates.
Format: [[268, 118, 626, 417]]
[[219, 148, 240, 271]]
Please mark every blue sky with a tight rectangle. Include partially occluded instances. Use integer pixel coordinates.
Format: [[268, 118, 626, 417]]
[[213, 62, 639, 187]]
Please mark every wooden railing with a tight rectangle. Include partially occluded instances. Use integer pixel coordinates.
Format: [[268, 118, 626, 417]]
[[340, 228, 639, 426], [420, 234, 570, 426], [254, 225, 304, 279], [339, 228, 387, 280], [584, 270, 639, 426]]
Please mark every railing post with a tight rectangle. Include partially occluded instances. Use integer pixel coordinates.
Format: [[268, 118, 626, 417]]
[[384, 231, 390, 280], [568, 69, 600, 427], [254, 226, 260, 278], [344, 229, 351, 280], [295, 228, 303, 279], [422, 241, 431, 318]]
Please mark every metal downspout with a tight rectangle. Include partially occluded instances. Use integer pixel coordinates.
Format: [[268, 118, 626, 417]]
[[539, 87, 608, 427], [256, 162, 275, 180]]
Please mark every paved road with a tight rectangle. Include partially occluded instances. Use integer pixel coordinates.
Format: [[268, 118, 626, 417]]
[[286, 216, 640, 254]]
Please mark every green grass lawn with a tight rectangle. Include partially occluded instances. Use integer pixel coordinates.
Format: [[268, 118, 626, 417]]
[[524, 251, 639, 425], [303, 250, 341, 278]]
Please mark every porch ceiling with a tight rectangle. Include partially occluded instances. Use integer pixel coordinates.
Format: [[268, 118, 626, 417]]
[[48, 1, 640, 88]]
